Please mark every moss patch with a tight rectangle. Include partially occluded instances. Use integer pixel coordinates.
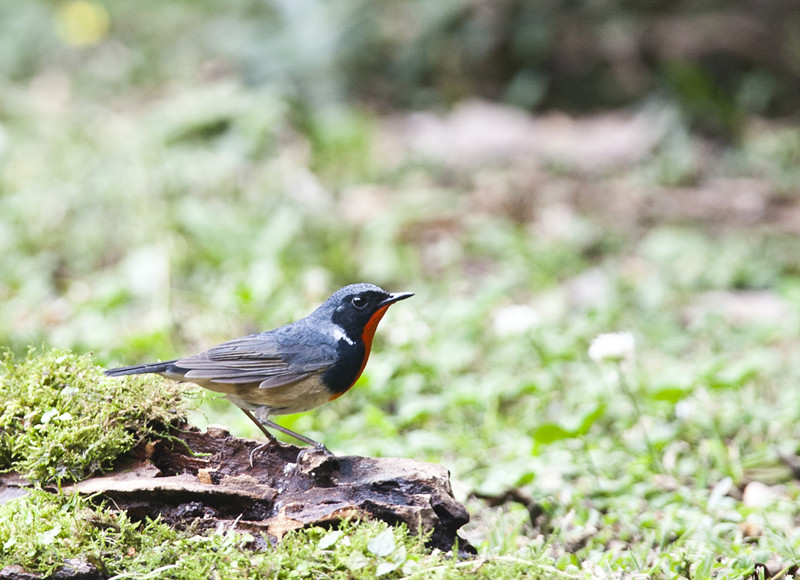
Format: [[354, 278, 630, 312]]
[[0, 490, 552, 578], [0, 347, 192, 484]]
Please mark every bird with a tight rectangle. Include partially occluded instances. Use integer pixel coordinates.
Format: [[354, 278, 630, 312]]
[[105, 283, 413, 454]]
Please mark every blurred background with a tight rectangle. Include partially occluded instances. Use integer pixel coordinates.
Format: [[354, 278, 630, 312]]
[[3, 0, 800, 565]]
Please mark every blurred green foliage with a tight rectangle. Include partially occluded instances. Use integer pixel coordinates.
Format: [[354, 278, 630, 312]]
[[2, 0, 799, 139], [3, 0, 800, 577]]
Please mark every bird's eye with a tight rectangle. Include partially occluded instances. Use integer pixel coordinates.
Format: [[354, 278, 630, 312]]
[[352, 296, 368, 309]]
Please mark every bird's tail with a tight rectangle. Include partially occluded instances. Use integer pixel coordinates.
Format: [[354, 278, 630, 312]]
[[104, 360, 178, 377]]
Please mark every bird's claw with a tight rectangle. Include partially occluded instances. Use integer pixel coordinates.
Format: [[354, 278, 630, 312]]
[[249, 440, 277, 467], [296, 444, 333, 463]]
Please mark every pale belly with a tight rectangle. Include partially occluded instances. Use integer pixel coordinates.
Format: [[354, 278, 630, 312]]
[[178, 373, 333, 417]]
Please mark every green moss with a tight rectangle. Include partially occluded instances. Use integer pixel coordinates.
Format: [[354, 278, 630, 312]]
[[0, 347, 191, 484], [0, 490, 244, 577], [0, 491, 552, 578]]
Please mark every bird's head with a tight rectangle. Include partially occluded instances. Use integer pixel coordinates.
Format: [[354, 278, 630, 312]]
[[315, 283, 413, 346]]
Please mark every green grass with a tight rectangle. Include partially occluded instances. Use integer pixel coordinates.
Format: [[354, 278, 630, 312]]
[[4, 3, 800, 577], [0, 490, 561, 579]]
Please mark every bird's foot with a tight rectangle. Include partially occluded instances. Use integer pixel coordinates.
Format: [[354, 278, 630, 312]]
[[296, 443, 334, 463], [249, 439, 278, 467]]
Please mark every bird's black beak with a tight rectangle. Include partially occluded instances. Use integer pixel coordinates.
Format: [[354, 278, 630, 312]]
[[381, 291, 414, 306]]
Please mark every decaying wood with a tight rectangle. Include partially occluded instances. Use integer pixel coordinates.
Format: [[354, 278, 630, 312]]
[[0, 424, 471, 579], [69, 425, 470, 552]]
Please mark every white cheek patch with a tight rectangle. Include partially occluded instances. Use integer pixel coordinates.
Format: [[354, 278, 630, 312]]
[[332, 325, 355, 345]]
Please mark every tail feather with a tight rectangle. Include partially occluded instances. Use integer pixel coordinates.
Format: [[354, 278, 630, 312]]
[[104, 360, 178, 377]]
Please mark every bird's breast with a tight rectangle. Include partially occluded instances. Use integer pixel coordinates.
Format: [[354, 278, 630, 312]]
[[226, 374, 333, 416], [320, 340, 366, 397]]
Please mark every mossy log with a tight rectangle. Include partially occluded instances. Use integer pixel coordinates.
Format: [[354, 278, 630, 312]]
[[75, 426, 469, 551], [1, 425, 471, 579]]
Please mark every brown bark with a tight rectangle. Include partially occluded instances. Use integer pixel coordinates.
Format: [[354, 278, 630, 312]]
[[70, 425, 470, 553]]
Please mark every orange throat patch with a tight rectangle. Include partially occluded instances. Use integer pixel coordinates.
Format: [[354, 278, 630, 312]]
[[361, 304, 391, 356]]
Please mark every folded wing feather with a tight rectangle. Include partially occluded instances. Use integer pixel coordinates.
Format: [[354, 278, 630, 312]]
[[175, 333, 336, 389]]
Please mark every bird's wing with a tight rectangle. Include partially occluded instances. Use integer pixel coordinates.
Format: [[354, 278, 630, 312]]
[[174, 333, 336, 389]]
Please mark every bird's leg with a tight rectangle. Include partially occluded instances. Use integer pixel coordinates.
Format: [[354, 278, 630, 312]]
[[241, 408, 278, 466], [260, 419, 330, 451], [239, 408, 331, 464], [241, 408, 279, 443]]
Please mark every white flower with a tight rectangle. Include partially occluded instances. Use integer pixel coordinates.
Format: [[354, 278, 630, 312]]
[[675, 399, 695, 420], [588, 331, 635, 363], [492, 304, 541, 337]]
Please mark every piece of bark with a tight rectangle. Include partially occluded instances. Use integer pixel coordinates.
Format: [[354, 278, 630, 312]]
[[0, 473, 29, 506], [0, 566, 40, 580], [68, 425, 471, 554], [0, 560, 101, 580]]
